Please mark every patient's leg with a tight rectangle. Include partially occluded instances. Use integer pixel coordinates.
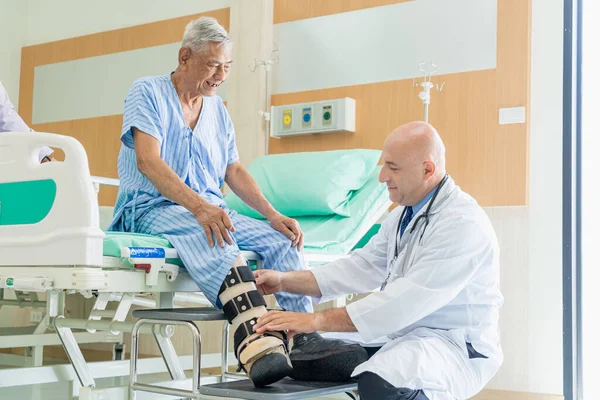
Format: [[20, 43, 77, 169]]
[[231, 213, 369, 382], [136, 205, 366, 383], [218, 255, 292, 387]]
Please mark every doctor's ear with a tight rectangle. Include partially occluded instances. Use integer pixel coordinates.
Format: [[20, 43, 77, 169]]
[[423, 161, 436, 178]]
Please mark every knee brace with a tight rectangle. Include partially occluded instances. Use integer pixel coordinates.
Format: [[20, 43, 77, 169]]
[[218, 265, 292, 387]]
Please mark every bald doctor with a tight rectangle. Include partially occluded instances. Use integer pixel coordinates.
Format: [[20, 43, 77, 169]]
[[253, 121, 504, 400], [0, 82, 53, 162]]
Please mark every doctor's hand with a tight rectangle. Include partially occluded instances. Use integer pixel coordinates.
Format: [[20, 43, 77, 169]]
[[254, 310, 318, 338], [193, 202, 235, 248], [254, 270, 284, 295], [268, 213, 304, 251]]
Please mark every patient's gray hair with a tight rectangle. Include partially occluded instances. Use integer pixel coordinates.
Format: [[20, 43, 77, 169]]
[[181, 17, 231, 54]]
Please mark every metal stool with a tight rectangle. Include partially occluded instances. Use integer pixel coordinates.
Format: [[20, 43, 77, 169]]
[[129, 307, 359, 399]]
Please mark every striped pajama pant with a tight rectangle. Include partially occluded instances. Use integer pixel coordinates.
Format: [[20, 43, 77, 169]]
[[132, 203, 313, 313]]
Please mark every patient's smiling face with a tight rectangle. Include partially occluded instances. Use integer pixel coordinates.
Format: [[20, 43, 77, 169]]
[[179, 41, 232, 97]]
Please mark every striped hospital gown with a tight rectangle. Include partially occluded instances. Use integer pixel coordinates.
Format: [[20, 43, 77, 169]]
[[108, 74, 312, 312]]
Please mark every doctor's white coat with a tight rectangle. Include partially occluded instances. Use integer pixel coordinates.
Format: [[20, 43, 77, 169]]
[[312, 176, 503, 400]]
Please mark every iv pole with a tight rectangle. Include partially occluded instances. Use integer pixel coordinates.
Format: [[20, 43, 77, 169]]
[[251, 47, 279, 155], [412, 62, 445, 122]]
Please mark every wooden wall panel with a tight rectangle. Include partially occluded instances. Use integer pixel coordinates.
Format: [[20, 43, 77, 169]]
[[496, 0, 532, 204], [497, 0, 531, 106], [17, 49, 35, 124], [270, 69, 525, 207], [33, 115, 123, 206], [274, 0, 411, 24], [269, 0, 532, 206]]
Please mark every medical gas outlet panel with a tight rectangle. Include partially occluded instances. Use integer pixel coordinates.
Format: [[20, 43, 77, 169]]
[[271, 98, 356, 138]]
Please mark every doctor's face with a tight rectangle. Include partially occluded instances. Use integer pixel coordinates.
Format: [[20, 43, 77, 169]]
[[180, 42, 232, 96], [379, 148, 426, 206]]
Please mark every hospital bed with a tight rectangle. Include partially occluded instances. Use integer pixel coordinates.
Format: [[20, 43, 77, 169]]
[[0, 132, 390, 399]]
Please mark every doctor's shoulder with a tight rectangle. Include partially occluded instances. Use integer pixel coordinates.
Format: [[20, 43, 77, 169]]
[[444, 196, 498, 245]]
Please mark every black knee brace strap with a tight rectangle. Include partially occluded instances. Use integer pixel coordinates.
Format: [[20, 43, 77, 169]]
[[219, 265, 267, 323], [219, 265, 256, 295], [222, 290, 267, 323], [234, 317, 288, 371]]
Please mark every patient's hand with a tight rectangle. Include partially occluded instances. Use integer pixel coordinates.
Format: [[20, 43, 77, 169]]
[[193, 203, 235, 248], [254, 270, 284, 295], [268, 214, 304, 251]]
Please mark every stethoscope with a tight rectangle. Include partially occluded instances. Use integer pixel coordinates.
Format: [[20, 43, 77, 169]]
[[382, 174, 449, 290]]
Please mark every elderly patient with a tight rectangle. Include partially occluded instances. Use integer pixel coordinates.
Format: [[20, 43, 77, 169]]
[[108, 17, 366, 387], [253, 121, 504, 400]]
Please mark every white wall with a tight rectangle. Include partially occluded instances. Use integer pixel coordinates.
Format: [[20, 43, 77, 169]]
[[23, 0, 231, 46], [582, 2, 600, 399], [483, 207, 531, 392], [527, 0, 564, 394], [0, 0, 28, 106], [272, 0, 496, 94]]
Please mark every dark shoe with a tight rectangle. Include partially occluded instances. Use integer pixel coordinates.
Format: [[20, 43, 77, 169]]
[[289, 332, 369, 382], [248, 351, 293, 387]]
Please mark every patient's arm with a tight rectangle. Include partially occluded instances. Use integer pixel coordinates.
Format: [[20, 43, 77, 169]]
[[133, 128, 234, 247], [134, 128, 208, 213], [226, 162, 304, 249], [225, 161, 278, 220]]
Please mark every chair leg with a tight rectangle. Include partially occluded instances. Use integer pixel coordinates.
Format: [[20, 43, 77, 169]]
[[190, 321, 202, 394], [129, 319, 144, 400], [130, 319, 202, 398], [221, 320, 229, 381]]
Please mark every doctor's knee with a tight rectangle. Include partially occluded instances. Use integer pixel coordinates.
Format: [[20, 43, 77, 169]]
[[357, 372, 429, 400]]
